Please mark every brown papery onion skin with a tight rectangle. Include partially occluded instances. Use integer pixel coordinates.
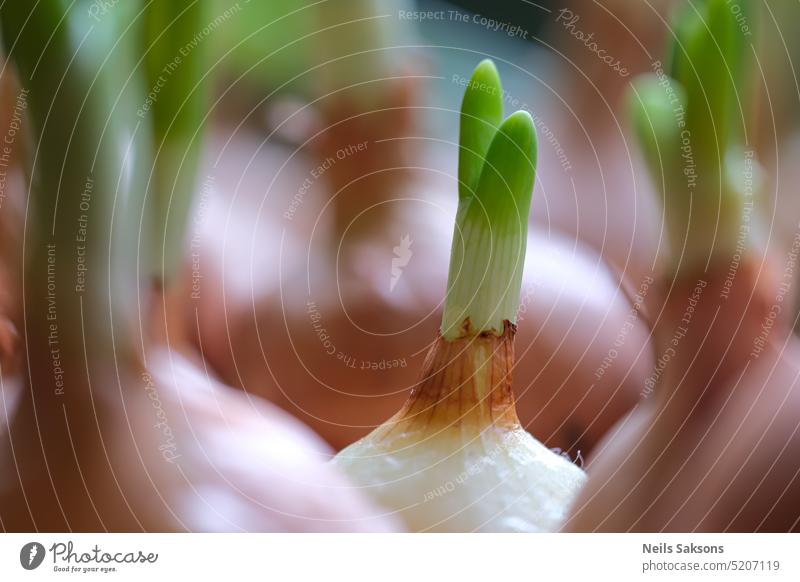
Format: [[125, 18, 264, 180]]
[[388, 321, 519, 434]]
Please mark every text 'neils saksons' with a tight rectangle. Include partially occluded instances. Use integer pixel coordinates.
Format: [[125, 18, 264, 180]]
[[643, 543, 724, 554]]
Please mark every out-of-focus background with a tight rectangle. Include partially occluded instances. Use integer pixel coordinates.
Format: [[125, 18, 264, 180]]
[[175, 0, 800, 454], [3, 0, 799, 458]]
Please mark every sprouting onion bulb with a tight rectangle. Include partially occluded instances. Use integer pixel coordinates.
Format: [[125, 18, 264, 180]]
[[333, 60, 585, 532], [563, 0, 800, 533]]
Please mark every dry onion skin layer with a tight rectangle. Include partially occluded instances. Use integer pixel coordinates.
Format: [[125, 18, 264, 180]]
[[334, 60, 586, 533]]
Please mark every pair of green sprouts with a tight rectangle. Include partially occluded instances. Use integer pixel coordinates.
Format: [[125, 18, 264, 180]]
[[448, 0, 754, 337], [629, 0, 755, 273]]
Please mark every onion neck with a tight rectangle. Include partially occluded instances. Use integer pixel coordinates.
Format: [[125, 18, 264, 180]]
[[382, 321, 519, 435], [651, 255, 776, 418]]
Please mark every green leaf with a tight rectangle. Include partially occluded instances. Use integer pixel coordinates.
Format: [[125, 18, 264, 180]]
[[143, 0, 210, 283], [672, 0, 747, 168], [471, 110, 537, 227], [458, 59, 504, 201], [630, 0, 756, 273], [628, 74, 686, 202], [666, 1, 706, 84]]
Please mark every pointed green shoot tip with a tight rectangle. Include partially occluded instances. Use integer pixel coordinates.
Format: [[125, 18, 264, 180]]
[[628, 74, 691, 263], [666, 1, 705, 83], [458, 59, 504, 201], [670, 0, 746, 160], [628, 73, 686, 198], [472, 110, 537, 220], [707, 0, 752, 133]]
